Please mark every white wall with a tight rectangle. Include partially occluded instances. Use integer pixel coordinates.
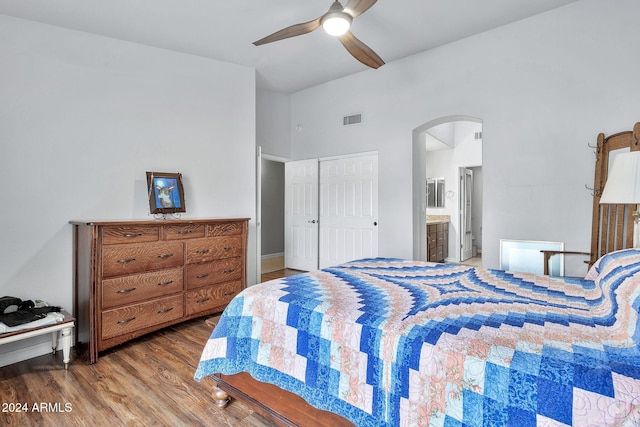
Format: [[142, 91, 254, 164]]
[[261, 159, 285, 256], [257, 90, 291, 159], [290, 0, 640, 275], [0, 15, 256, 365]]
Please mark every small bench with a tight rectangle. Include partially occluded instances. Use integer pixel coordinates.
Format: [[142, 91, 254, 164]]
[[0, 309, 75, 369]]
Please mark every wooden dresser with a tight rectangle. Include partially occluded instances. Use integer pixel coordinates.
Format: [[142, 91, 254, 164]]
[[71, 218, 249, 363], [427, 221, 449, 263]]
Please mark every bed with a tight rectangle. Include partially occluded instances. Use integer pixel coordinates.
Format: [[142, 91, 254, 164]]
[[195, 249, 640, 426]]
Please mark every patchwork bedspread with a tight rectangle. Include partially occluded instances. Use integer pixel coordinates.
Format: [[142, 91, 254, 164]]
[[195, 249, 640, 426]]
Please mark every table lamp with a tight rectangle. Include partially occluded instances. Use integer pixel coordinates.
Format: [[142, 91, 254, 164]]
[[599, 151, 640, 248]]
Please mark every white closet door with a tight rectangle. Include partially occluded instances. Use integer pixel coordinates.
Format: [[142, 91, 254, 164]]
[[319, 154, 378, 269], [285, 159, 319, 271]]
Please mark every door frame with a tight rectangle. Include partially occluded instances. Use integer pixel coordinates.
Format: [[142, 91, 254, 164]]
[[256, 147, 289, 283], [412, 116, 483, 262], [459, 167, 474, 261], [258, 150, 379, 281]]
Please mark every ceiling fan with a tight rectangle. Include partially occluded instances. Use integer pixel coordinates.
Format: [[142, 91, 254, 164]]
[[253, 0, 385, 69]]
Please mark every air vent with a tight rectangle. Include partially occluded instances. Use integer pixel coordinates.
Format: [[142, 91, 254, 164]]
[[343, 113, 362, 126]]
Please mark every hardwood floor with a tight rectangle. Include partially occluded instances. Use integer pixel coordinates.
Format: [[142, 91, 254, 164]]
[[0, 316, 280, 427], [0, 269, 305, 427], [261, 268, 303, 282], [460, 255, 482, 268]]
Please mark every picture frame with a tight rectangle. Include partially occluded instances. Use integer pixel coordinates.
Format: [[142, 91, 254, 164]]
[[146, 172, 186, 215]]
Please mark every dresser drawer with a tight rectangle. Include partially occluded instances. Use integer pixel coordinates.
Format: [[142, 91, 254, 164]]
[[163, 224, 206, 240], [102, 241, 184, 278], [101, 295, 184, 340], [102, 268, 183, 309], [186, 236, 243, 264], [208, 222, 244, 237], [102, 226, 160, 245], [186, 257, 242, 289], [185, 281, 243, 316]]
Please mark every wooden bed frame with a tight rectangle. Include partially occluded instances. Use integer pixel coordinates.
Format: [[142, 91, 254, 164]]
[[212, 373, 353, 427], [208, 122, 640, 426], [203, 317, 353, 426]]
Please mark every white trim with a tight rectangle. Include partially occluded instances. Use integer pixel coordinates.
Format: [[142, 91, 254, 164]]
[[1, 341, 55, 367], [0, 337, 75, 368], [261, 252, 284, 260], [319, 150, 378, 162], [262, 153, 290, 163], [256, 146, 262, 282]]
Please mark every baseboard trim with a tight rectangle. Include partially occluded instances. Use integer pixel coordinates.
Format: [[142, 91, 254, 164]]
[[261, 252, 284, 260], [0, 338, 74, 368]]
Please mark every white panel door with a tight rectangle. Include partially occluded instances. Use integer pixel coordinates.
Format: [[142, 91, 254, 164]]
[[285, 159, 319, 271], [319, 154, 378, 269]]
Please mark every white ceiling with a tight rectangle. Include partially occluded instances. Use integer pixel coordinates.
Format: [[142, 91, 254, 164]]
[[0, 0, 579, 93]]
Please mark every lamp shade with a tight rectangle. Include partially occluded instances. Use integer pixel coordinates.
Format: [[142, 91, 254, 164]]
[[600, 151, 640, 204]]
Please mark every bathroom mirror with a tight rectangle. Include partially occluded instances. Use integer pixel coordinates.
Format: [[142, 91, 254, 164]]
[[427, 177, 445, 208]]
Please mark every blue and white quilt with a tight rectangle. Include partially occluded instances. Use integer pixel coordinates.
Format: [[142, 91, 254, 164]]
[[195, 249, 640, 426]]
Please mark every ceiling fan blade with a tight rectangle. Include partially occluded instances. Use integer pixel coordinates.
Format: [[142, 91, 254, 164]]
[[338, 31, 385, 69], [253, 17, 322, 46], [343, 0, 377, 18]]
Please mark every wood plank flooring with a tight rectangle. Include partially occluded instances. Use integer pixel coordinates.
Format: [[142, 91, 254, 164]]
[[0, 269, 300, 427], [0, 316, 279, 427]]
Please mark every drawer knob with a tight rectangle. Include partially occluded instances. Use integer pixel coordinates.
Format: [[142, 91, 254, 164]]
[[117, 258, 136, 264], [117, 317, 136, 324], [223, 291, 235, 297], [223, 269, 236, 274], [157, 280, 174, 287], [116, 287, 137, 294], [123, 233, 142, 238], [157, 307, 174, 314], [224, 246, 236, 251], [196, 249, 210, 254], [177, 230, 193, 234], [157, 253, 174, 259], [196, 273, 210, 279], [195, 297, 210, 304]]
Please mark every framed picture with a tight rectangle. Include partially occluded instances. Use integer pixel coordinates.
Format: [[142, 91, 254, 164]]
[[146, 172, 186, 214]]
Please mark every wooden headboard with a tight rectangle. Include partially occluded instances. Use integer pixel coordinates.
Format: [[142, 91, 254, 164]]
[[589, 122, 640, 265]]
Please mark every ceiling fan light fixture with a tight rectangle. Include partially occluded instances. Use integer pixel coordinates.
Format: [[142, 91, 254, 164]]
[[321, 12, 352, 36], [253, 0, 384, 69]]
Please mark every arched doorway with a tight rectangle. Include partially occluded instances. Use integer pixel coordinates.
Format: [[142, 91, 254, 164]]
[[412, 116, 483, 263]]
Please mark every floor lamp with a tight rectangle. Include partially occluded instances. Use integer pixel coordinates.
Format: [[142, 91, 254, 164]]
[[599, 151, 640, 248]]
